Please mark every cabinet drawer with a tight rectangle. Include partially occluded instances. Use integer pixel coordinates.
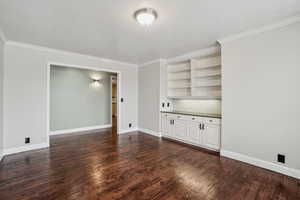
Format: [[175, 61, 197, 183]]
[[188, 116, 205, 122], [167, 113, 190, 121], [161, 113, 169, 118], [204, 118, 221, 125], [162, 113, 221, 125]]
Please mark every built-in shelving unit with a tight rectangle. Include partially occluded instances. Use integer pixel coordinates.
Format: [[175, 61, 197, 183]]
[[191, 56, 221, 99], [167, 53, 221, 99], [167, 61, 191, 97]]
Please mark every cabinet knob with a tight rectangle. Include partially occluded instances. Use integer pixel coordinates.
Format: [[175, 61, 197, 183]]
[[177, 116, 180, 118], [192, 118, 195, 120]]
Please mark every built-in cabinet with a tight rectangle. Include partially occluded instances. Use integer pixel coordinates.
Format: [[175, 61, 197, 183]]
[[167, 55, 221, 99], [161, 113, 221, 151]]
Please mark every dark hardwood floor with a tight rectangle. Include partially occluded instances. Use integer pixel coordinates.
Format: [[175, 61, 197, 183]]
[[0, 131, 299, 200]]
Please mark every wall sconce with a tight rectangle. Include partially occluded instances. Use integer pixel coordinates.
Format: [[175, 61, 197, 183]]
[[91, 78, 102, 88], [89, 73, 102, 88]]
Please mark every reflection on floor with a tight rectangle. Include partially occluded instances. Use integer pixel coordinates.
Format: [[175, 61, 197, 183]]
[[0, 131, 299, 200], [112, 115, 117, 135]]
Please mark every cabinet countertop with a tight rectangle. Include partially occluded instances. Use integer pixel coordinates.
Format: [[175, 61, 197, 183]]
[[161, 111, 222, 119]]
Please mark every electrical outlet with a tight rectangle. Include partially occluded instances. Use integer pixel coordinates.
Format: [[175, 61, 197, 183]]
[[277, 154, 285, 164], [129, 123, 132, 128], [25, 137, 30, 144]]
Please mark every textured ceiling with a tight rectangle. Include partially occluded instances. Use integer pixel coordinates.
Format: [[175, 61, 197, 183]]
[[0, 0, 299, 64]]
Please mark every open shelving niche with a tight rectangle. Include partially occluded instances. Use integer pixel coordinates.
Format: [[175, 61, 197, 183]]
[[167, 54, 221, 99]]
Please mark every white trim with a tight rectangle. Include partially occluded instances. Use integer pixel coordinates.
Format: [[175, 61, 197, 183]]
[[117, 72, 121, 134], [3, 143, 49, 156], [218, 15, 300, 44], [46, 63, 50, 146], [6, 41, 138, 68], [49, 62, 122, 74], [110, 76, 113, 125], [50, 125, 112, 136], [110, 75, 118, 127], [118, 128, 138, 134], [0, 27, 7, 42], [139, 59, 164, 67], [166, 46, 220, 64], [138, 128, 161, 137], [221, 150, 300, 180]]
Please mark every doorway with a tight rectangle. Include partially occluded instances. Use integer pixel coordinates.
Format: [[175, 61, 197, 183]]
[[111, 76, 118, 134], [47, 63, 122, 145]]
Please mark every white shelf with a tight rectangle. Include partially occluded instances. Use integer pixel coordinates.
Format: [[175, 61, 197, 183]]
[[192, 79, 221, 87], [168, 62, 190, 73], [168, 69, 191, 73], [193, 68, 221, 78], [168, 71, 190, 80], [168, 79, 190, 88], [169, 86, 191, 89], [194, 74, 221, 78], [191, 56, 221, 70], [192, 84, 221, 88], [167, 96, 221, 100], [192, 87, 221, 97], [168, 88, 191, 97], [167, 52, 222, 99], [168, 78, 190, 81]]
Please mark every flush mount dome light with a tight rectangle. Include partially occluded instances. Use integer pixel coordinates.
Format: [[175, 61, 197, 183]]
[[134, 8, 158, 26]]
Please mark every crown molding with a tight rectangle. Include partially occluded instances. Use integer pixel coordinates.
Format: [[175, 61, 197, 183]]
[[138, 45, 222, 68], [0, 27, 7, 42], [218, 15, 300, 44], [5, 40, 138, 68], [139, 59, 165, 67], [166, 46, 220, 64]]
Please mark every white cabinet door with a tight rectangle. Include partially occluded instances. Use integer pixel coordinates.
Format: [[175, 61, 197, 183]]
[[203, 124, 220, 150], [168, 117, 175, 138], [187, 121, 202, 145], [164, 115, 175, 137], [161, 114, 168, 136], [174, 119, 188, 140]]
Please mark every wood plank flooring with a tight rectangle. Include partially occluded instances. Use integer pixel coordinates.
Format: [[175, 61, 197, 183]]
[[0, 131, 299, 200]]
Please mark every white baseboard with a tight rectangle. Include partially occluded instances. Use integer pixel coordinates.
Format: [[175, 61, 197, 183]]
[[118, 128, 138, 134], [221, 150, 300, 180], [138, 128, 161, 137], [50, 124, 112, 136], [3, 143, 49, 156]]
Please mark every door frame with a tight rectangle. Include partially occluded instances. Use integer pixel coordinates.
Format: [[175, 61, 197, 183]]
[[110, 75, 118, 126], [46, 62, 122, 146]]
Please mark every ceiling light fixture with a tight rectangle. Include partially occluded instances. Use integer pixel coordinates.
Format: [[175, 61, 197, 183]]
[[134, 8, 158, 26]]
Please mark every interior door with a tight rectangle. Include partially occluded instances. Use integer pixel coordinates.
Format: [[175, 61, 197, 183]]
[[203, 123, 220, 150]]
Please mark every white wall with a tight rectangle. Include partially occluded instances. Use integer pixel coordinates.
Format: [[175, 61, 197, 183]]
[[0, 37, 4, 159], [138, 61, 161, 133], [3, 42, 138, 151], [221, 22, 300, 175]]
